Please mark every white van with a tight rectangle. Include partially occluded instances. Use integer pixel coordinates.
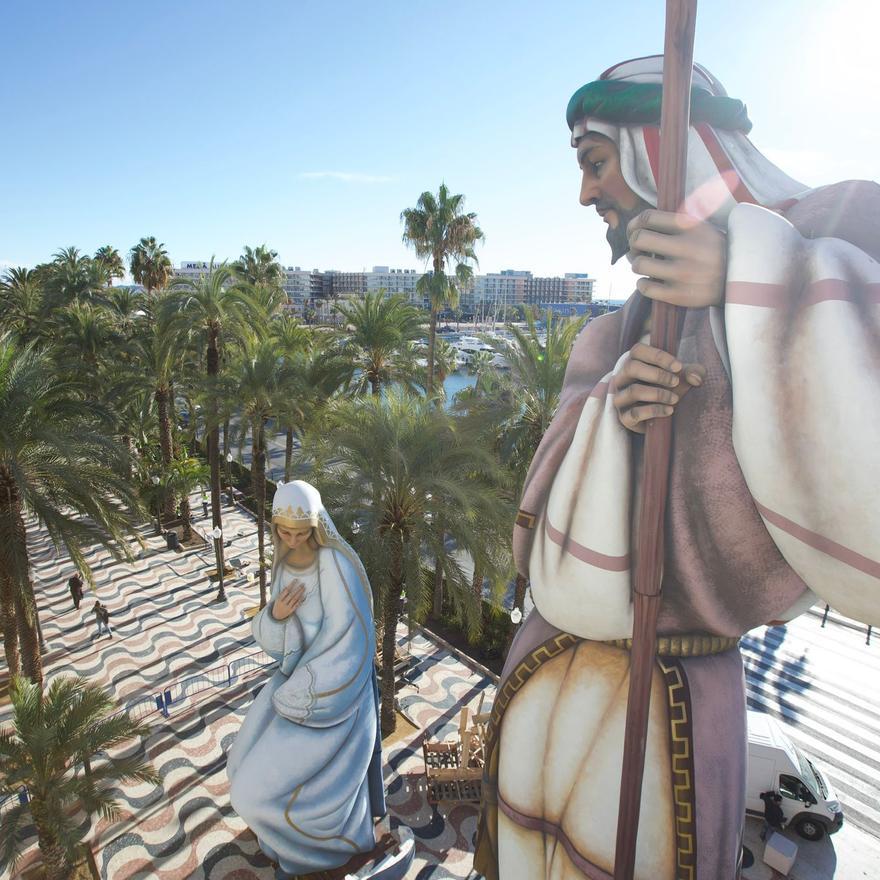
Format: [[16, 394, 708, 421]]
[[746, 710, 844, 841]]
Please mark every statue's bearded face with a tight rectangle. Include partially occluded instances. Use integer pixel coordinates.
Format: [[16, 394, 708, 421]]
[[575, 132, 653, 264]]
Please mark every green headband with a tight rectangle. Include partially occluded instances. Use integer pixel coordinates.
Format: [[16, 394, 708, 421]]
[[566, 80, 752, 134]]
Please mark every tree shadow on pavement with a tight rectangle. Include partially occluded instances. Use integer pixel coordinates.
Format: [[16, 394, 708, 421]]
[[741, 625, 813, 723]]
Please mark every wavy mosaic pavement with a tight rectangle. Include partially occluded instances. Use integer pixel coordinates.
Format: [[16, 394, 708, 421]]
[[1, 492, 495, 879]]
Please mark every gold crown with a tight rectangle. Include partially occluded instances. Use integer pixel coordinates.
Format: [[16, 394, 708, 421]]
[[272, 504, 313, 521]]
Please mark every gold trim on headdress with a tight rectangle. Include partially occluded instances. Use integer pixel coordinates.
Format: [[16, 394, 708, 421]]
[[272, 503, 319, 529]]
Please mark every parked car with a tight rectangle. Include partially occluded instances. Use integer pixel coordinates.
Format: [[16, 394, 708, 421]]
[[746, 710, 843, 840]]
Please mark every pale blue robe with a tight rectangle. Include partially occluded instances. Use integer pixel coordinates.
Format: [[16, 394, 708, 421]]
[[227, 547, 379, 875]]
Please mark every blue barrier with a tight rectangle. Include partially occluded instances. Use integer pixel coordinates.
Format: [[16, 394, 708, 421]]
[[122, 650, 276, 720], [3, 650, 277, 811]]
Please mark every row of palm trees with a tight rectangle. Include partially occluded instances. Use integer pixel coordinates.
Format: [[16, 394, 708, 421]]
[[0, 187, 590, 879], [0, 188, 587, 719]]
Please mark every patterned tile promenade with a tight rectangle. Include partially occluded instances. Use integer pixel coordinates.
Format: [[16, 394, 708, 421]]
[[0, 495, 492, 880]]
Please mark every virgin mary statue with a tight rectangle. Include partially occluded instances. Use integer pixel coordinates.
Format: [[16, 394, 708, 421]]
[[227, 480, 385, 877]]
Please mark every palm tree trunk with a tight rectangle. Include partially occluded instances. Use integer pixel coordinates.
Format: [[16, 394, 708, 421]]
[[14, 574, 43, 686], [155, 385, 175, 521], [31, 799, 72, 880], [472, 562, 485, 641], [168, 380, 177, 454], [432, 552, 444, 619], [207, 329, 225, 587], [180, 495, 193, 543], [121, 433, 133, 480], [432, 517, 445, 618], [381, 533, 405, 735], [0, 567, 21, 679], [254, 418, 268, 608], [1, 473, 43, 687], [472, 564, 484, 599], [284, 427, 294, 482], [426, 306, 437, 398], [222, 419, 231, 502]]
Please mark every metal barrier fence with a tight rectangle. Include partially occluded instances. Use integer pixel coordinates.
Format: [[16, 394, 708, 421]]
[[0, 649, 277, 815]]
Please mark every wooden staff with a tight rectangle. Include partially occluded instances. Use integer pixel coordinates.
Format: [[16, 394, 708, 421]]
[[613, 2, 698, 879]]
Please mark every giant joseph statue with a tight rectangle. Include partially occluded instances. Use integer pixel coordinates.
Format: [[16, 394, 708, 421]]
[[475, 32, 880, 880]]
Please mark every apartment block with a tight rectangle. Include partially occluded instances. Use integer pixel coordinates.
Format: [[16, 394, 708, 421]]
[[170, 262, 594, 312]]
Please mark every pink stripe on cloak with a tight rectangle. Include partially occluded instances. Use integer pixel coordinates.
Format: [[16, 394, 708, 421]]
[[545, 517, 631, 572], [726, 279, 880, 308], [756, 502, 880, 580]]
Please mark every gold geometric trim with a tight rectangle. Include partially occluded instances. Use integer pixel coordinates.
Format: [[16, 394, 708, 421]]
[[272, 502, 316, 521], [659, 657, 697, 880], [605, 633, 739, 657], [515, 509, 537, 529], [483, 632, 579, 762]]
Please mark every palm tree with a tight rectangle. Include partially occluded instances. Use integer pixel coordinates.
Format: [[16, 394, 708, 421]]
[[93, 245, 125, 287], [231, 244, 283, 288], [104, 286, 145, 339], [43, 247, 106, 309], [230, 339, 298, 606], [0, 267, 45, 344], [271, 313, 310, 355], [467, 349, 494, 376], [166, 454, 209, 543], [486, 309, 588, 618], [129, 236, 172, 297], [275, 334, 352, 482], [454, 366, 518, 635], [0, 340, 141, 684], [249, 281, 289, 321], [488, 309, 587, 478], [334, 291, 423, 395], [431, 337, 459, 396], [309, 391, 509, 734], [132, 300, 186, 521], [163, 261, 257, 599], [401, 183, 484, 398], [0, 675, 159, 880], [426, 331, 465, 616], [271, 318, 327, 480], [51, 301, 121, 376]]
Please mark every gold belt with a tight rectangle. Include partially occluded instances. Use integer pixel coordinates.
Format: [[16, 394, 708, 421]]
[[604, 633, 740, 657]]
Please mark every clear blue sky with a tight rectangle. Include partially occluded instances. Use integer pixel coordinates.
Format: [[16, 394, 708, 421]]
[[1, 0, 876, 297]]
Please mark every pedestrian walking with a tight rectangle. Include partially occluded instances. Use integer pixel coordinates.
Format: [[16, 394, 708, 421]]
[[92, 601, 113, 638], [760, 790, 785, 841], [68, 573, 84, 610], [201, 490, 209, 518]]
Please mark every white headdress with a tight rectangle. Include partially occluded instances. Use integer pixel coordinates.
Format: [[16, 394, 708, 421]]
[[270, 480, 373, 610], [569, 55, 807, 224]]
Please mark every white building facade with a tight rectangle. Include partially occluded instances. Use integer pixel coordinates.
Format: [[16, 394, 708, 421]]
[[170, 262, 594, 313]]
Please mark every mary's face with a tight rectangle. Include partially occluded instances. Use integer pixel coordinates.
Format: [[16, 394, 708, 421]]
[[276, 524, 313, 550]]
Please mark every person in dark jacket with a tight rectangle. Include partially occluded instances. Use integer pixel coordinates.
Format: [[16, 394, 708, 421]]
[[92, 600, 113, 638], [760, 791, 785, 841], [68, 574, 84, 610]]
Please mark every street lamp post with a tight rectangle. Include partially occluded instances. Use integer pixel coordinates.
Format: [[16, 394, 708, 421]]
[[212, 526, 226, 602], [226, 451, 234, 506], [151, 475, 162, 536]]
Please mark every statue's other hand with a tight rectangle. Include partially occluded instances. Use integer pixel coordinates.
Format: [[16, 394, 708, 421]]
[[627, 209, 727, 308], [612, 342, 706, 434], [271, 580, 306, 621]]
